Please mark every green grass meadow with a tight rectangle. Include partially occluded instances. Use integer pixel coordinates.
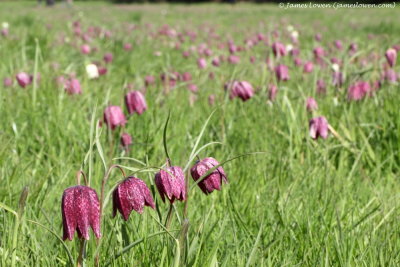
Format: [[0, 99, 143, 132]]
[[0, 2, 400, 266]]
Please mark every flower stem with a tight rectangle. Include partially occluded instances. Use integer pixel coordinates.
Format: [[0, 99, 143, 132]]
[[165, 203, 174, 229], [76, 240, 86, 267]]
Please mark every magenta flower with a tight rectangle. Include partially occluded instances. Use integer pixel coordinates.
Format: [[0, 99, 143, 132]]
[[187, 84, 198, 93], [3, 77, 12, 87], [347, 81, 370, 101], [154, 166, 186, 203], [315, 33, 322, 42], [103, 106, 127, 130], [182, 72, 192, 82], [332, 71, 344, 87], [123, 43, 132, 51], [316, 79, 326, 95], [334, 40, 343, 50], [125, 91, 147, 115], [16, 72, 31, 88], [80, 44, 91, 55], [190, 157, 228, 195], [309, 116, 329, 140], [385, 48, 397, 68], [313, 47, 325, 59], [113, 177, 155, 220], [294, 57, 302, 67], [208, 94, 216, 106], [384, 69, 397, 83], [103, 53, 113, 64], [65, 78, 82, 95], [212, 57, 220, 67], [197, 58, 207, 69], [145, 75, 155, 86], [229, 81, 254, 101], [268, 84, 278, 101], [306, 97, 318, 112], [228, 55, 240, 64], [349, 43, 358, 55], [120, 132, 132, 148], [272, 42, 287, 57], [61, 185, 101, 241], [303, 61, 314, 73], [275, 64, 289, 81]]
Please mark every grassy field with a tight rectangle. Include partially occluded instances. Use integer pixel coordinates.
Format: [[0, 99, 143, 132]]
[[0, 1, 400, 266]]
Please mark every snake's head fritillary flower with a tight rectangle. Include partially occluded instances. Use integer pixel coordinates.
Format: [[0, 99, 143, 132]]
[[316, 79, 326, 95], [182, 72, 192, 82], [212, 57, 220, 67], [197, 58, 207, 69], [306, 97, 318, 112], [113, 177, 155, 220], [313, 47, 324, 59], [315, 33, 322, 42], [80, 44, 91, 55], [334, 40, 343, 50], [103, 52, 113, 64], [384, 69, 397, 83], [228, 55, 240, 64], [275, 64, 289, 81], [123, 43, 132, 51], [268, 84, 278, 101], [3, 77, 12, 87], [61, 185, 101, 241], [230, 81, 254, 101], [272, 42, 287, 57], [154, 166, 186, 203], [120, 132, 132, 148], [303, 61, 314, 73], [190, 157, 228, 195], [347, 81, 370, 101], [65, 78, 82, 95], [145, 75, 155, 86], [309, 116, 329, 140], [125, 90, 147, 115], [103, 105, 127, 130], [385, 48, 397, 68], [16, 72, 31, 88]]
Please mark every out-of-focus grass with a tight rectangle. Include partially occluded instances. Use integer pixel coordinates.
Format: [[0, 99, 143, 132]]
[[0, 2, 399, 266]]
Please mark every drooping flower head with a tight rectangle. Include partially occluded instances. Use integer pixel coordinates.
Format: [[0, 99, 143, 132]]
[[309, 116, 329, 140], [275, 64, 289, 81], [268, 84, 278, 101], [347, 81, 370, 101], [306, 97, 318, 112], [113, 177, 155, 220], [65, 78, 82, 95], [125, 91, 147, 115], [228, 81, 254, 101], [61, 185, 101, 241], [103, 105, 127, 130], [385, 48, 397, 68], [190, 157, 228, 195], [154, 166, 186, 203], [120, 132, 132, 148], [16, 72, 31, 88]]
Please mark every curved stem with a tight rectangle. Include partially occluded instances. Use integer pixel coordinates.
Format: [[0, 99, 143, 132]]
[[165, 203, 174, 229], [76, 240, 85, 267], [76, 170, 88, 186]]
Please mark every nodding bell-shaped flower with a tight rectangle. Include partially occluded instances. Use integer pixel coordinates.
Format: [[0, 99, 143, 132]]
[[154, 166, 186, 203], [316, 79, 326, 95], [309, 116, 329, 140], [103, 52, 113, 64], [113, 177, 155, 220], [3, 77, 12, 87], [61, 185, 101, 241], [268, 84, 278, 101], [197, 58, 207, 69], [275, 64, 289, 81], [306, 97, 318, 112], [16, 72, 31, 88], [385, 48, 397, 68], [80, 44, 91, 55], [272, 42, 287, 57], [120, 132, 132, 148], [125, 90, 147, 115], [303, 61, 314, 73], [65, 78, 82, 95], [190, 157, 228, 195], [103, 105, 127, 130], [347, 81, 370, 101], [145, 75, 155, 86], [229, 81, 254, 101]]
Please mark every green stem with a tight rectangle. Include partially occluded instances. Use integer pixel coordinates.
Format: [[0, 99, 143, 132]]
[[11, 217, 20, 267], [165, 203, 174, 229]]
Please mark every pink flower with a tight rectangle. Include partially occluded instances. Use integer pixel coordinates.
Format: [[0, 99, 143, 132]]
[[334, 40, 343, 50], [61, 185, 101, 241], [80, 44, 91, 55], [212, 57, 220, 67], [187, 84, 198, 93], [103, 53, 113, 64], [268, 84, 278, 101], [155, 166, 186, 203], [306, 97, 318, 112], [309, 116, 329, 140], [347, 81, 370, 101], [197, 58, 207, 69], [181, 72, 192, 82], [316, 79, 326, 95], [125, 91, 147, 115], [120, 133, 132, 148], [272, 42, 287, 57], [113, 177, 155, 220], [123, 43, 132, 51], [229, 81, 254, 101], [228, 55, 240, 64], [65, 78, 82, 95], [303, 61, 314, 73], [384, 69, 397, 83], [145, 75, 155, 86], [16, 72, 31, 88], [313, 47, 325, 59], [190, 157, 228, 195], [275, 64, 289, 81], [385, 48, 397, 68], [103, 106, 127, 130], [3, 77, 12, 87]]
